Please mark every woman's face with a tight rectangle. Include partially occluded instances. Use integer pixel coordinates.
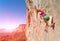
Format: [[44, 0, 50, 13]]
[[38, 11, 41, 15]]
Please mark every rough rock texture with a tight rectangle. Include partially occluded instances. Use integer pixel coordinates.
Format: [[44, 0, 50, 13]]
[[26, 0, 47, 41], [25, 0, 57, 41]]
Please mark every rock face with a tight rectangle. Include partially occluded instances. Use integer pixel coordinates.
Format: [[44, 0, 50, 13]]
[[25, 0, 56, 41], [26, 0, 47, 41]]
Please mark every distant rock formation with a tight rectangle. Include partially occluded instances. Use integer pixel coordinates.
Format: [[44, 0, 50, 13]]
[[0, 24, 26, 41]]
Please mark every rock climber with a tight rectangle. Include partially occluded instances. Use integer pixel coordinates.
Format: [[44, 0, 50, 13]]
[[37, 9, 55, 32], [37, 9, 50, 22]]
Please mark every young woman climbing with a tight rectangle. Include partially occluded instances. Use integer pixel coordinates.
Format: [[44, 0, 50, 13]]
[[37, 9, 55, 32]]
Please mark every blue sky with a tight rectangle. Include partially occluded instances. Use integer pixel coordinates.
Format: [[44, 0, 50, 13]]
[[0, 0, 26, 25]]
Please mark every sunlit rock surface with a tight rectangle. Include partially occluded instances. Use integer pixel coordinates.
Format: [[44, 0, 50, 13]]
[[26, 0, 46, 41], [0, 24, 26, 41], [26, 0, 60, 41]]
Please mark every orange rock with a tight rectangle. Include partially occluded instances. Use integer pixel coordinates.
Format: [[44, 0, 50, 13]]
[[0, 24, 26, 41]]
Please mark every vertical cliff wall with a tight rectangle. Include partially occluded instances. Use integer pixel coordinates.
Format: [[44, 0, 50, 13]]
[[25, 0, 56, 41]]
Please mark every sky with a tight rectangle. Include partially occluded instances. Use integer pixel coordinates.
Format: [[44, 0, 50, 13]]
[[0, 0, 26, 31]]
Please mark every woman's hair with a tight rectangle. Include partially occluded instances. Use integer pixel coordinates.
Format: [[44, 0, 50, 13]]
[[37, 9, 45, 14]]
